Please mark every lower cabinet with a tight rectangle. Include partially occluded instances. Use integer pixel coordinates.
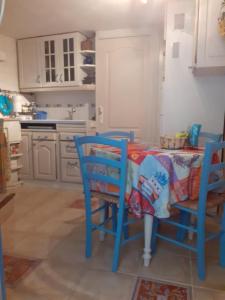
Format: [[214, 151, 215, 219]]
[[61, 159, 81, 182], [20, 132, 33, 179], [33, 140, 57, 180]]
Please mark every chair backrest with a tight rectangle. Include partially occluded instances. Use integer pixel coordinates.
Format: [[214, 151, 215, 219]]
[[198, 131, 222, 146], [96, 131, 135, 143], [198, 140, 225, 215], [74, 135, 128, 203]]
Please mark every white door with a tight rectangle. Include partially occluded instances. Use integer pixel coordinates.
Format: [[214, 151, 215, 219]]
[[20, 132, 33, 179], [17, 38, 42, 89], [40, 36, 61, 87], [96, 35, 157, 142], [33, 140, 56, 180]]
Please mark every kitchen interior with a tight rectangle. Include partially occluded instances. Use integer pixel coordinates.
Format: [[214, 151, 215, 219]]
[[0, 0, 225, 299]]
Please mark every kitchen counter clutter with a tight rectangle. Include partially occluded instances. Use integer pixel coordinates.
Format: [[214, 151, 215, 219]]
[[20, 119, 96, 183]]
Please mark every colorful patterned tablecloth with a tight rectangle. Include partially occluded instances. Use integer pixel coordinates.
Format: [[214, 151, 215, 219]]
[[92, 144, 205, 219]]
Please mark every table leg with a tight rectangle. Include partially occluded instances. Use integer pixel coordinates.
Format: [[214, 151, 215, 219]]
[[143, 214, 153, 267]]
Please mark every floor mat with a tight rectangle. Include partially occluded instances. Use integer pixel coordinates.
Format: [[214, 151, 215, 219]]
[[132, 277, 191, 300], [4, 254, 41, 287]]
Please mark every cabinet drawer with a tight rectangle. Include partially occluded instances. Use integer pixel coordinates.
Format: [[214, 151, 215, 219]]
[[32, 132, 57, 141], [60, 141, 77, 158], [61, 159, 81, 183], [59, 132, 84, 141]]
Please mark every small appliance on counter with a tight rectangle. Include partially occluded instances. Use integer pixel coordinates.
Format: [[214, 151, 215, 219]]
[[12, 94, 36, 120]]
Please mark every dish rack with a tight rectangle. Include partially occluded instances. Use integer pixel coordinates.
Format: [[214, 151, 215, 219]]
[[160, 136, 187, 150]]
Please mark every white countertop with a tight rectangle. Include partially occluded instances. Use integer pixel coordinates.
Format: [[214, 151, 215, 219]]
[[20, 119, 95, 124]]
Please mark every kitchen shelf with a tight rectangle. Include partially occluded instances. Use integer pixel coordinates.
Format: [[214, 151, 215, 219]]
[[80, 50, 96, 55], [10, 153, 23, 158], [80, 64, 96, 69], [20, 85, 96, 93]]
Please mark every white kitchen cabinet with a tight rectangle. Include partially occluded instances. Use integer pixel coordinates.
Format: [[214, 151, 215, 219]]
[[61, 158, 81, 182], [33, 140, 57, 181], [40, 36, 60, 87], [96, 30, 157, 141], [20, 132, 33, 179], [18, 32, 86, 90], [58, 33, 85, 86], [194, 0, 225, 70], [17, 38, 42, 89]]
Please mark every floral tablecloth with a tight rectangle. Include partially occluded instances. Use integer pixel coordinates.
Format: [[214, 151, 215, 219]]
[[92, 144, 205, 219]]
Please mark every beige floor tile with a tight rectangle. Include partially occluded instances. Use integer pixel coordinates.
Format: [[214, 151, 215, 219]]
[[2, 230, 27, 255], [18, 260, 87, 297], [69, 269, 135, 300], [14, 233, 60, 259], [192, 287, 225, 300], [7, 286, 72, 300], [87, 237, 143, 275], [191, 257, 225, 291], [49, 234, 91, 266], [138, 250, 192, 285], [36, 218, 76, 238]]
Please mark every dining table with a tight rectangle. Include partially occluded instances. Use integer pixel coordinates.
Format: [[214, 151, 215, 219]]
[[92, 142, 206, 267]]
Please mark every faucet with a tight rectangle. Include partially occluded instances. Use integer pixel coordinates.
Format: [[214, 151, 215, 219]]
[[68, 107, 76, 120]]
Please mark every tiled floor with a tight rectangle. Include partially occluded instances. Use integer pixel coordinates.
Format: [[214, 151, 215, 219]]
[[2, 183, 225, 299]]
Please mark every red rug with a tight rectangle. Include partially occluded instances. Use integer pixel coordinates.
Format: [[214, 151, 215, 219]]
[[4, 255, 40, 286], [132, 277, 191, 300]]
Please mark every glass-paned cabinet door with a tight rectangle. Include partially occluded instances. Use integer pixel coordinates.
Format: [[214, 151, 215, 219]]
[[40, 37, 60, 86], [59, 34, 79, 85]]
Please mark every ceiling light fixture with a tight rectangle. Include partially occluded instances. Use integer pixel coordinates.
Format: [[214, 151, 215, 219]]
[[140, 0, 148, 4]]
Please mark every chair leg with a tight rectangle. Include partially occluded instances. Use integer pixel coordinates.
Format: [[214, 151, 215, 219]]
[[219, 203, 225, 267], [151, 217, 159, 255], [176, 211, 191, 242], [0, 229, 6, 300], [123, 208, 129, 240], [104, 202, 109, 221], [112, 203, 117, 233], [85, 195, 92, 258], [112, 204, 124, 272], [197, 223, 206, 280], [99, 199, 106, 241]]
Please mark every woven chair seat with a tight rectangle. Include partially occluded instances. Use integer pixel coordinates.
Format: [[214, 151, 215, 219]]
[[175, 192, 225, 211], [91, 191, 119, 204]]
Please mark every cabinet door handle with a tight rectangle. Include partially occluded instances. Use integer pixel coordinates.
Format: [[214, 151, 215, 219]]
[[66, 144, 75, 150], [59, 74, 63, 83], [36, 75, 41, 84], [68, 161, 78, 168]]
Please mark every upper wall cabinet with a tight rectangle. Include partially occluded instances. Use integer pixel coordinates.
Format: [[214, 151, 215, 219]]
[[17, 32, 94, 92], [17, 38, 42, 89], [193, 0, 225, 73]]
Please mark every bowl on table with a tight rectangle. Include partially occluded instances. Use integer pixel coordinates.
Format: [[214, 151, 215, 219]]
[[160, 136, 187, 150]]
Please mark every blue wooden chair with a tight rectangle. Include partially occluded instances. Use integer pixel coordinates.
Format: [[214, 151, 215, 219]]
[[151, 140, 225, 280], [96, 131, 135, 222], [96, 131, 135, 143], [74, 135, 142, 272]]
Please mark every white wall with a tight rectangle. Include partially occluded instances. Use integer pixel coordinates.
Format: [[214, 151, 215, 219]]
[[34, 90, 96, 119], [0, 34, 18, 91], [161, 0, 225, 135]]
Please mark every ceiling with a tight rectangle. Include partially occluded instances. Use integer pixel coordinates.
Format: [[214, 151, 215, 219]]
[[0, 0, 164, 39]]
